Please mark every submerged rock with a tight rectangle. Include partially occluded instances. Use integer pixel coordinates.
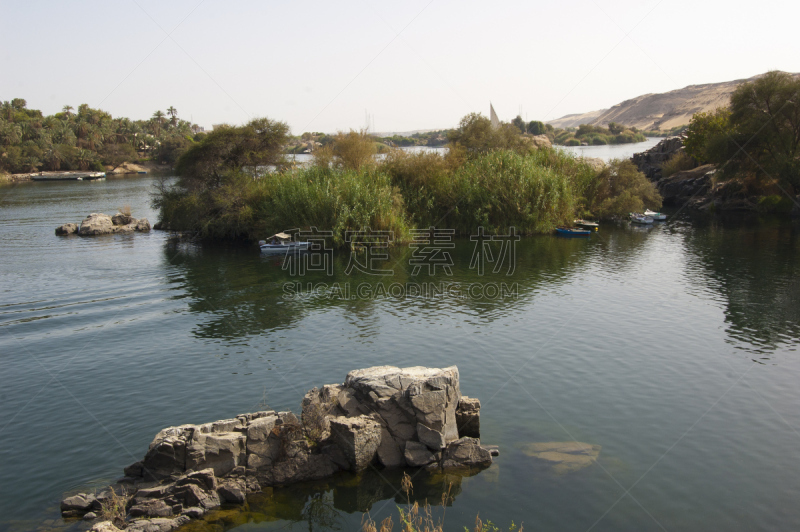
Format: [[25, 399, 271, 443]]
[[522, 441, 601, 474]]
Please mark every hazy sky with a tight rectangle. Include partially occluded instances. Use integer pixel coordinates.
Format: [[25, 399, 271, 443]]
[[2, 0, 798, 134]]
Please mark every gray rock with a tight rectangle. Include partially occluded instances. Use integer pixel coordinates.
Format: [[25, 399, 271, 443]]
[[79, 213, 115, 235], [181, 506, 205, 518], [217, 478, 247, 504], [123, 460, 144, 478], [83, 511, 97, 520], [128, 499, 173, 518], [404, 441, 436, 467], [417, 423, 445, 450], [441, 437, 492, 469], [61, 493, 96, 514], [186, 430, 247, 477], [456, 396, 481, 438], [55, 223, 79, 236], [135, 218, 151, 232], [329, 415, 381, 471], [112, 213, 133, 226]]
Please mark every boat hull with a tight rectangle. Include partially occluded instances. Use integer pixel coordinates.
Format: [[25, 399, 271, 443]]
[[259, 242, 311, 254], [556, 227, 591, 237]]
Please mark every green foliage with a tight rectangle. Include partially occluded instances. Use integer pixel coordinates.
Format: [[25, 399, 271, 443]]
[[157, 165, 409, 246], [331, 130, 377, 171], [0, 99, 205, 174], [527, 120, 546, 135], [660, 150, 696, 177], [684, 71, 800, 193], [448, 113, 533, 156], [683, 108, 732, 163], [551, 123, 646, 146], [175, 117, 289, 189], [156, 113, 662, 245], [511, 115, 526, 133], [586, 159, 662, 219]]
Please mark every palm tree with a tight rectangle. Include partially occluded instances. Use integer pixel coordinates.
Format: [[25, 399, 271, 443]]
[[62, 105, 74, 118], [75, 149, 94, 170], [1, 101, 13, 121], [167, 106, 178, 125], [152, 110, 166, 137]]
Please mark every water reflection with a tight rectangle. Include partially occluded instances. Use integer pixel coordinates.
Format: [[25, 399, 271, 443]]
[[182, 467, 486, 532], [681, 214, 800, 354], [161, 235, 605, 340]]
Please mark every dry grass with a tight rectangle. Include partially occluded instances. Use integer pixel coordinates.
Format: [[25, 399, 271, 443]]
[[118, 204, 132, 216], [361, 473, 521, 532], [98, 485, 130, 528]]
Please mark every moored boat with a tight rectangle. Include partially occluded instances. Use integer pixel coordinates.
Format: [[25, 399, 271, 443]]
[[644, 209, 667, 221], [259, 232, 310, 254], [629, 213, 654, 224], [574, 219, 599, 230], [555, 227, 592, 237]]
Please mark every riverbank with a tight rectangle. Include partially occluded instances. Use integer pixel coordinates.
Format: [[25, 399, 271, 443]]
[[6, 161, 173, 183], [632, 137, 800, 214]]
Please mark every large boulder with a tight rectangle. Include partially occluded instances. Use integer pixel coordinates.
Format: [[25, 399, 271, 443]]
[[440, 437, 492, 469], [455, 396, 481, 438], [329, 415, 381, 471], [341, 365, 462, 466], [79, 213, 115, 235]]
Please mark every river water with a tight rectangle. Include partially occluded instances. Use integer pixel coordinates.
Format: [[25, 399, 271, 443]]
[[1, 175, 800, 532]]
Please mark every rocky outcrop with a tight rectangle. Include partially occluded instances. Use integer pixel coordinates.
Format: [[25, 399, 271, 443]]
[[55, 212, 151, 237], [631, 136, 685, 180], [55, 223, 80, 236], [62, 366, 491, 528]]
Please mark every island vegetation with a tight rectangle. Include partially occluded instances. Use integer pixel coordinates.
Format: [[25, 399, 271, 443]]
[[153, 112, 661, 246], [0, 99, 202, 175], [678, 71, 800, 207]]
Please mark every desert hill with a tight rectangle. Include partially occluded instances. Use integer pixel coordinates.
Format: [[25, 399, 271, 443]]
[[547, 72, 800, 131]]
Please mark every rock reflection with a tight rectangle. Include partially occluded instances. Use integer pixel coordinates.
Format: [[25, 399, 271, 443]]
[[181, 467, 486, 531]]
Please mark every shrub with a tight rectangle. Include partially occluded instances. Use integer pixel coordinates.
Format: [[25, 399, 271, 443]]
[[586, 159, 662, 219], [660, 150, 696, 177]]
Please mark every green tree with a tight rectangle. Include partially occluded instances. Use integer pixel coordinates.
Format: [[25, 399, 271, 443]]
[[62, 105, 74, 118], [586, 159, 662, 219], [511, 115, 526, 133], [527, 120, 546, 135], [683, 108, 732, 163], [167, 106, 178, 127], [608, 122, 624, 135], [175, 117, 289, 189], [728, 71, 800, 191], [448, 113, 532, 156]]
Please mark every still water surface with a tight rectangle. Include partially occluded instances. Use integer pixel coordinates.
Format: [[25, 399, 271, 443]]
[[1, 176, 799, 532]]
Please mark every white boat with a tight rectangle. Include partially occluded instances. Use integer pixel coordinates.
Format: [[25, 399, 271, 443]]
[[630, 213, 654, 224], [259, 232, 310, 254], [644, 209, 667, 221]]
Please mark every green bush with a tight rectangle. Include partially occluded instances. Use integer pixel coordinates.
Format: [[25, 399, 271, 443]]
[[660, 150, 696, 177]]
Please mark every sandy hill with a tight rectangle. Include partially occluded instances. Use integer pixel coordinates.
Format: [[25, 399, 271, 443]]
[[547, 72, 800, 131]]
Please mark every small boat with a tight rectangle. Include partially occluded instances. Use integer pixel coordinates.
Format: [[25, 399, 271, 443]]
[[644, 209, 667, 221], [259, 232, 310, 254], [555, 227, 591, 237], [629, 213, 654, 224], [574, 219, 599, 230]]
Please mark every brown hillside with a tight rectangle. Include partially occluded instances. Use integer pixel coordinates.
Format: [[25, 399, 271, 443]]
[[547, 72, 800, 131]]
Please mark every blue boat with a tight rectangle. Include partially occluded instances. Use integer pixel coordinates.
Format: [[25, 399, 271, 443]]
[[555, 227, 591, 237]]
